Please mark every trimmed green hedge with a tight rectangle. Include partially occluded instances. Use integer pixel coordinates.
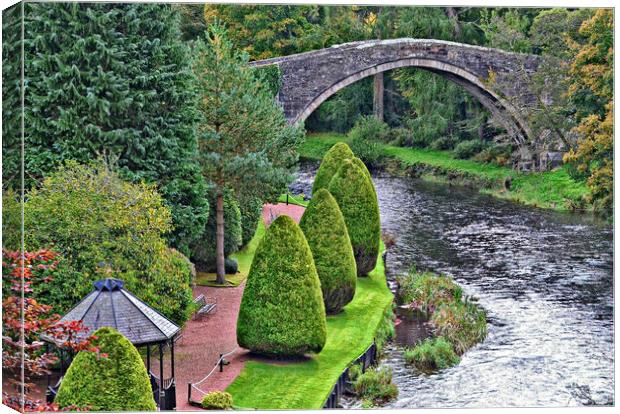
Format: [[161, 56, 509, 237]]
[[55, 327, 156, 411], [201, 391, 233, 410], [312, 142, 354, 194], [190, 190, 242, 271], [300, 189, 356, 314], [328, 160, 381, 276], [237, 215, 326, 356]]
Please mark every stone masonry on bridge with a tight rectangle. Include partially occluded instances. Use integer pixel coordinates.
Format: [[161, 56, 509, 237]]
[[252, 38, 547, 168]]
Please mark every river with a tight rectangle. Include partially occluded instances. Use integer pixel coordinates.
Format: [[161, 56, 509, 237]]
[[291, 162, 614, 408]]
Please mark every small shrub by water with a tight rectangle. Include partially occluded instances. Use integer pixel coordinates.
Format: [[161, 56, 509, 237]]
[[453, 139, 489, 159], [348, 116, 389, 167], [430, 135, 456, 150], [404, 337, 460, 372], [201, 391, 233, 410], [397, 268, 487, 365], [349, 115, 390, 142], [351, 365, 398, 406], [396, 268, 462, 315], [431, 299, 487, 355]]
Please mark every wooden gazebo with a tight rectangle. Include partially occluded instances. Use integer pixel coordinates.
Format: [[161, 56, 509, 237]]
[[41, 278, 180, 410]]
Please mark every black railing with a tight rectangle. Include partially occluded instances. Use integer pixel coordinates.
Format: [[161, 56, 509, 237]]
[[322, 341, 378, 409]]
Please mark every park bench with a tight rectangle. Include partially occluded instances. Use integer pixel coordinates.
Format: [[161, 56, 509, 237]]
[[193, 294, 217, 320]]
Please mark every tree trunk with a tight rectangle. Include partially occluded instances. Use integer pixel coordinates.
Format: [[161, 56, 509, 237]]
[[373, 72, 384, 121], [215, 192, 225, 285]]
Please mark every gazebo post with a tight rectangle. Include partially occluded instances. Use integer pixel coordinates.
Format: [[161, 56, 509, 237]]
[[146, 344, 151, 375], [159, 342, 164, 408], [170, 338, 175, 380]]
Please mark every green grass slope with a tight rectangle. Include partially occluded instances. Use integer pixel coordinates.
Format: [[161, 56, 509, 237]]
[[299, 133, 590, 212], [226, 244, 392, 409]]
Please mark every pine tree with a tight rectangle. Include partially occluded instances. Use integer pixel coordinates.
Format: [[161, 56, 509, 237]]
[[2, 2, 208, 255], [193, 25, 304, 284]]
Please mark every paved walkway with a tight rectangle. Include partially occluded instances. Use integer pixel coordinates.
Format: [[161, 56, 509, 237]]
[[172, 283, 250, 410], [262, 202, 305, 226], [174, 202, 305, 410]]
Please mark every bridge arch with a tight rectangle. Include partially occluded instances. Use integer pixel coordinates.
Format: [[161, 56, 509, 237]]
[[295, 58, 530, 147], [252, 38, 543, 157]]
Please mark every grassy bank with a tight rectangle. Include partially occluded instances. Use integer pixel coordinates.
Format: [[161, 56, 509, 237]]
[[226, 245, 393, 409], [299, 133, 590, 212]]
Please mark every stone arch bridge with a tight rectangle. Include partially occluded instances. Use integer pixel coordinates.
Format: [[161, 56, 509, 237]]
[[252, 38, 547, 169]]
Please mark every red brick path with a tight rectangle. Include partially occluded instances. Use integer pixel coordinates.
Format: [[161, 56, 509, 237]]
[[175, 203, 306, 410]]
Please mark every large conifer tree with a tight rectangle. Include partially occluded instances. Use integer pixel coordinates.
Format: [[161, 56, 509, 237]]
[[2, 2, 208, 254], [193, 25, 304, 284]]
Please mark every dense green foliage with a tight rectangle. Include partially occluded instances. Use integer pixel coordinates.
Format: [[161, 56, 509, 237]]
[[193, 25, 303, 282], [237, 215, 326, 356], [328, 160, 381, 276], [190, 190, 242, 272], [453, 139, 490, 160], [201, 391, 233, 410], [252, 64, 282, 97], [351, 366, 398, 406], [348, 116, 389, 167], [312, 142, 354, 194], [1, 3, 209, 255], [404, 337, 460, 371], [55, 327, 156, 411], [299, 189, 357, 314], [227, 242, 392, 409], [4, 162, 193, 324]]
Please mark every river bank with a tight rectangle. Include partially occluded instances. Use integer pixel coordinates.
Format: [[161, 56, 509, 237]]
[[299, 133, 590, 212]]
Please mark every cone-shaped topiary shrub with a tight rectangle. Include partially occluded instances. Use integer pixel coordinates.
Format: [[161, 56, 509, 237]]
[[351, 156, 373, 183], [299, 188, 357, 314], [312, 142, 354, 194], [55, 327, 156, 411], [237, 215, 326, 356], [328, 160, 381, 276]]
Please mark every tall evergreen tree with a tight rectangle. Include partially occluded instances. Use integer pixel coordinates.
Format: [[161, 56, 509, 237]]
[[193, 25, 304, 284], [1, 2, 209, 255]]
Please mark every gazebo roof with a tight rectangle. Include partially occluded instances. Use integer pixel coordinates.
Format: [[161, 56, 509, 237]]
[[42, 278, 180, 346]]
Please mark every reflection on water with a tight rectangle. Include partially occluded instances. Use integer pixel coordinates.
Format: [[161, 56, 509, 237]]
[[292, 163, 614, 408]]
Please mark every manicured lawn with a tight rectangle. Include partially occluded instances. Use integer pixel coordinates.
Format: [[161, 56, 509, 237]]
[[195, 221, 265, 287], [277, 193, 309, 207], [300, 132, 590, 212], [226, 245, 393, 409]]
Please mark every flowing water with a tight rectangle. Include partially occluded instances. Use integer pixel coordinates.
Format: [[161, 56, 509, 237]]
[[291, 162, 614, 408]]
